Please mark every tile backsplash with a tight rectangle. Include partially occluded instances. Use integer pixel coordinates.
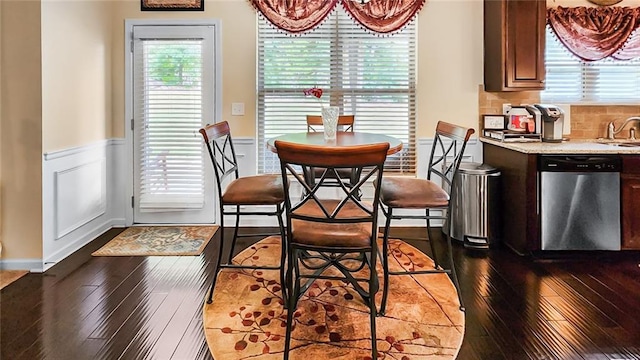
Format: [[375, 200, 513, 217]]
[[478, 84, 640, 139], [478, 84, 540, 116], [570, 105, 640, 139]]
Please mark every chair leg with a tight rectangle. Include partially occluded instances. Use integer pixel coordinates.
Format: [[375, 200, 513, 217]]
[[379, 208, 393, 316], [283, 295, 295, 360], [227, 205, 241, 264], [276, 204, 287, 303], [207, 222, 226, 304], [283, 247, 298, 359], [368, 251, 378, 360], [444, 229, 465, 311], [426, 215, 440, 269]]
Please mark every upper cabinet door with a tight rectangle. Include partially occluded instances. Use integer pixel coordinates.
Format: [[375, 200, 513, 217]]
[[484, 0, 546, 92]]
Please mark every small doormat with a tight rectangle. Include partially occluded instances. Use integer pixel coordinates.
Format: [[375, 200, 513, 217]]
[[203, 236, 464, 360], [92, 226, 218, 256], [0, 270, 29, 290]]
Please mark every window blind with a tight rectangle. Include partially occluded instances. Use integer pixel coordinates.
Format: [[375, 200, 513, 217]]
[[134, 36, 206, 210], [257, 8, 417, 174], [542, 26, 640, 103]]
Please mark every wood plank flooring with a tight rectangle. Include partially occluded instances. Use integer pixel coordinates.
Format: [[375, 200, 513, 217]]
[[1, 227, 640, 359]]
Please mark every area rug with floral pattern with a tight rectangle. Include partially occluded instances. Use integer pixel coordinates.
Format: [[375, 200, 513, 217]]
[[203, 236, 464, 360], [92, 226, 218, 256]]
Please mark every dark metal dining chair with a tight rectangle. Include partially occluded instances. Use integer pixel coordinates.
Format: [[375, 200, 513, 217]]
[[199, 121, 286, 304], [275, 139, 389, 360], [378, 121, 474, 314]]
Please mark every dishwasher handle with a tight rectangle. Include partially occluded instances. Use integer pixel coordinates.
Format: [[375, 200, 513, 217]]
[[539, 155, 621, 172]]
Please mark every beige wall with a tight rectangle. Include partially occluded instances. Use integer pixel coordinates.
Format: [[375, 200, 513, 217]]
[[42, 1, 114, 152], [1, 0, 113, 262], [0, 0, 43, 260], [111, 0, 484, 138], [419, 0, 483, 137]]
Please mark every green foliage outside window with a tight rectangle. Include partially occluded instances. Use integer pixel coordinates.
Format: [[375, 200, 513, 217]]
[[146, 43, 201, 87]]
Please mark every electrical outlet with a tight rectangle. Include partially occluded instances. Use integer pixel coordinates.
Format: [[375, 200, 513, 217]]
[[231, 103, 245, 116], [502, 103, 512, 115]]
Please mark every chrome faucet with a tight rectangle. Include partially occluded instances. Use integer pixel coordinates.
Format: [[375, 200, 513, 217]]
[[607, 117, 640, 140]]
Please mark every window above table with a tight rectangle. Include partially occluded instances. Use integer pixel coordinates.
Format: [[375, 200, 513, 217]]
[[256, 7, 417, 175]]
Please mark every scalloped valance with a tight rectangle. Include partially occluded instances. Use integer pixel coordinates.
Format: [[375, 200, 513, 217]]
[[250, 0, 427, 34], [547, 6, 640, 61]]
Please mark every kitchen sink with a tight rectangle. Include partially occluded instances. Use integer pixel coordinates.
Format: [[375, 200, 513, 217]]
[[606, 142, 640, 147], [594, 139, 640, 147]]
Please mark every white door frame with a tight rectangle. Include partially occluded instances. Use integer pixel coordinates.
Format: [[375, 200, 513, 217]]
[[124, 18, 223, 226]]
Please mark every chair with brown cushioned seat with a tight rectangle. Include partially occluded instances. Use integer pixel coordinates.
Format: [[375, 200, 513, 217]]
[[378, 121, 474, 314], [275, 140, 388, 360], [199, 121, 286, 304]]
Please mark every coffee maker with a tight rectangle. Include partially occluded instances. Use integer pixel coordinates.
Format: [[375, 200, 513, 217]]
[[507, 105, 541, 133], [534, 104, 565, 142]]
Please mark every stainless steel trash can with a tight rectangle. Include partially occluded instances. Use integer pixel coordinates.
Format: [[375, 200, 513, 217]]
[[446, 162, 501, 249]]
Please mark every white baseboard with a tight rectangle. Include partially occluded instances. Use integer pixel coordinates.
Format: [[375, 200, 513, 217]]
[[41, 219, 121, 272], [1, 259, 43, 273]]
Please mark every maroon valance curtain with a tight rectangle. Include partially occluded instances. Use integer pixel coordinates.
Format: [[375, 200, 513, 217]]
[[547, 6, 640, 61], [250, 0, 426, 34]]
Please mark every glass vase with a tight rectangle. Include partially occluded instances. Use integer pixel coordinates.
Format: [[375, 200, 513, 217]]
[[321, 106, 339, 141]]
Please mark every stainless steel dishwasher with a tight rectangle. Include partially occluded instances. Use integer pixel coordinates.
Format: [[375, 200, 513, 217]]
[[539, 155, 621, 250]]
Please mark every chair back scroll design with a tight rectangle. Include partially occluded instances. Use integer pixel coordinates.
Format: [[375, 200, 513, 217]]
[[275, 140, 389, 360], [427, 121, 475, 193], [199, 121, 240, 200]]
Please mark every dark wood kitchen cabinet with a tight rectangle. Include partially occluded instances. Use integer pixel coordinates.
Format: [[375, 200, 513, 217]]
[[622, 156, 640, 249], [482, 142, 539, 254], [484, 0, 546, 91]]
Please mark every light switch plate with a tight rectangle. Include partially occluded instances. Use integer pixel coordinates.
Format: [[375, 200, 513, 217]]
[[231, 103, 245, 116]]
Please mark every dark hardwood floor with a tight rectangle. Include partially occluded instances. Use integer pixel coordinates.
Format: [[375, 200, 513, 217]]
[[2, 227, 640, 360]]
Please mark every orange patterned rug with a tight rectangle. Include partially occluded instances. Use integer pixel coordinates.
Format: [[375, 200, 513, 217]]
[[203, 236, 464, 360], [92, 226, 218, 256]]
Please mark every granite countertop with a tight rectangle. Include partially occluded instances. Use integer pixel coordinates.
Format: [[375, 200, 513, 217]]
[[480, 137, 640, 154]]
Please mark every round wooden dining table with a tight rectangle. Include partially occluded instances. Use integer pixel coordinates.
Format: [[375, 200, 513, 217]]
[[266, 131, 403, 155]]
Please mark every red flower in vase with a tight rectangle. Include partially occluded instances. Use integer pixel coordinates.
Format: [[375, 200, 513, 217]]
[[303, 87, 323, 99]]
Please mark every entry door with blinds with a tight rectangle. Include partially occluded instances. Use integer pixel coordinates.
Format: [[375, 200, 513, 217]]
[[132, 25, 216, 224]]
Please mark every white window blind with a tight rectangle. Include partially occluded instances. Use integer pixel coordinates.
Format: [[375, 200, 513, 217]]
[[257, 8, 417, 174], [542, 25, 640, 103], [134, 31, 206, 210]]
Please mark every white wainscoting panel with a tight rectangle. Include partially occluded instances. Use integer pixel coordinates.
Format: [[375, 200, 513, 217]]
[[54, 159, 106, 239], [40, 139, 125, 272]]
